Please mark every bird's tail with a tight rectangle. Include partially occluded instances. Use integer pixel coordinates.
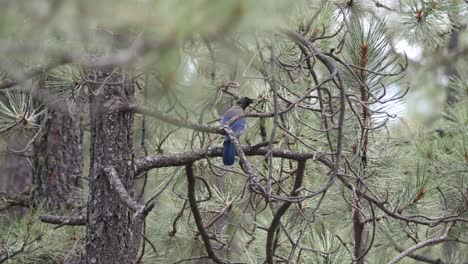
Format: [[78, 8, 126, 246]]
[[223, 140, 236, 165]]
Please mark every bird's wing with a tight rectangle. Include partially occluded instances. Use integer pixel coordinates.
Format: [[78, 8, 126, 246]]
[[221, 105, 243, 125], [231, 118, 246, 137], [221, 105, 246, 137]]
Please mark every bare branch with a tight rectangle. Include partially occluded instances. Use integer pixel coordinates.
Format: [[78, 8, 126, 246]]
[[126, 104, 223, 134], [104, 166, 145, 214], [40, 215, 86, 226], [266, 160, 306, 264], [387, 223, 454, 264], [185, 163, 227, 264], [135, 143, 331, 174], [0, 192, 30, 211]]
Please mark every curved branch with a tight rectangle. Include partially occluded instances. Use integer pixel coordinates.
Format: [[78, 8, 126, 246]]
[[266, 160, 306, 264], [185, 163, 227, 264], [104, 166, 145, 213], [387, 223, 453, 264]]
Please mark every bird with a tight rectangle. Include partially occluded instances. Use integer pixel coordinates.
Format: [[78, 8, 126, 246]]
[[221, 97, 253, 165]]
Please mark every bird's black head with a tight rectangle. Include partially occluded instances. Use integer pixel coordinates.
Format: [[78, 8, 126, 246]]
[[236, 97, 254, 109]]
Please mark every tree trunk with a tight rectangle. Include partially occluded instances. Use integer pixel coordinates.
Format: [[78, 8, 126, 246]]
[[85, 69, 139, 264], [0, 132, 32, 216], [32, 108, 83, 209], [353, 199, 367, 264]]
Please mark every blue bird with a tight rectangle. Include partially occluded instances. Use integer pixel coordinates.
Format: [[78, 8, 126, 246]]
[[221, 97, 253, 165]]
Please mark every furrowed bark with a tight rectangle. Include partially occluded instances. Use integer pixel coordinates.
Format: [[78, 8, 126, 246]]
[[0, 133, 32, 216], [85, 69, 139, 264], [33, 108, 83, 209]]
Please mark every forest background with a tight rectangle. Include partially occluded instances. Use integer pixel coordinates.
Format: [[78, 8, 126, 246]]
[[0, 0, 467, 263]]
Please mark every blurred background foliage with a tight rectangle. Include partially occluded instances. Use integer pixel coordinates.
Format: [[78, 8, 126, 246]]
[[0, 0, 467, 263]]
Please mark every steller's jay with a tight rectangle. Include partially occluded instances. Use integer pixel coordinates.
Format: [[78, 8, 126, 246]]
[[221, 97, 253, 165]]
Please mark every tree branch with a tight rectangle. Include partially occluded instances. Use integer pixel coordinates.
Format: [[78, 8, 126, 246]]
[[135, 143, 331, 174], [393, 245, 445, 264], [387, 223, 453, 264], [104, 166, 145, 213], [185, 163, 227, 264], [266, 160, 306, 264], [126, 104, 224, 134], [0, 192, 29, 211], [40, 215, 86, 226]]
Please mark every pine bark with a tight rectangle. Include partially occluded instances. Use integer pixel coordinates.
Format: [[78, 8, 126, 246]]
[[85, 69, 139, 264], [32, 109, 83, 209], [0, 133, 32, 216]]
